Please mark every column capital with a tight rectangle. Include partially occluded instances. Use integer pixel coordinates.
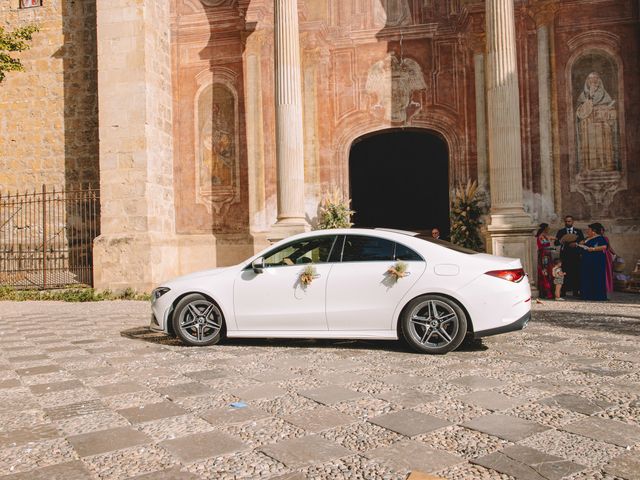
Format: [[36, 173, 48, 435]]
[[529, 0, 559, 27]]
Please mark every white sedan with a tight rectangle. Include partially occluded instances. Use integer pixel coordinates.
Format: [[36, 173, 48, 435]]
[[150, 229, 531, 354]]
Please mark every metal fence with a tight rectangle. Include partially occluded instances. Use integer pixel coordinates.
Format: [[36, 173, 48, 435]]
[[0, 185, 100, 289]]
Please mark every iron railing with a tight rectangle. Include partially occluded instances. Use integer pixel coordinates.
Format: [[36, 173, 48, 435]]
[[0, 185, 100, 289]]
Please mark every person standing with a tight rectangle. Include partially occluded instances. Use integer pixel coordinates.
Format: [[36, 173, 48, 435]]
[[552, 259, 566, 301], [536, 223, 555, 299], [556, 215, 584, 296], [597, 225, 616, 296], [431, 227, 441, 240], [580, 223, 608, 301]]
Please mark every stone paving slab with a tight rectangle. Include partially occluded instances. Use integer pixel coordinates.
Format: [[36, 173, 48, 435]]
[[462, 413, 549, 442], [298, 385, 364, 405], [366, 439, 463, 473], [603, 452, 640, 480], [0, 460, 93, 479], [562, 416, 640, 447], [117, 401, 187, 424], [67, 426, 151, 456], [260, 435, 352, 468], [0, 296, 638, 479], [538, 393, 613, 415], [369, 409, 451, 437], [159, 430, 246, 463], [472, 445, 585, 480]]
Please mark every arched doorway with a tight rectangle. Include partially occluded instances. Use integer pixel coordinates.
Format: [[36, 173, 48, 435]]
[[349, 130, 450, 237]]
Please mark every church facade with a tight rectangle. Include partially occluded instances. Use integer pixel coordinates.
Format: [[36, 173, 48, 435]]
[[1, 0, 638, 291]]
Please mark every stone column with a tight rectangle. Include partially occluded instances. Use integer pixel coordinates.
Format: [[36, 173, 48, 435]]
[[532, 1, 559, 219], [470, 33, 489, 195], [93, 0, 179, 292], [485, 0, 536, 279], [271, 0, 309, 238]]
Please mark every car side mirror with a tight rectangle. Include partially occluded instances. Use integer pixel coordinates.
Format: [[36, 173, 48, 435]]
[[251, 257, 265, 274]]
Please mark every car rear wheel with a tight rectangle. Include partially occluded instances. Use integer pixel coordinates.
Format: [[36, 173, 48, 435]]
[[401, 294, 467, 354], [172, 293, 224, 347]]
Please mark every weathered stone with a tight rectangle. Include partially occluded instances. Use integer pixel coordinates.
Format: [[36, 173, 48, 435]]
[[159, 430, 246, 463], [562, 417, 640, 447], [458, 391, 524, 411], [369, 410, 451, 437], [366, 439, 462, 473], [538, 393, 613, 415], [284, 407, 356, 432], [472, 445, 585, 480], [67, 426, 151, 457], [462, 414, 549, 442], [604, 451, 640, 480], [117, 401, 187, 424], [298, 385, 364, 405], [259, 435, 351, 468]]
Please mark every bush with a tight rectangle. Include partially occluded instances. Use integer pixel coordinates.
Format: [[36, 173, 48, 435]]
[[0, 287, 150, 302], [450, 180, 486, 251], [316, 190, 354, 230]]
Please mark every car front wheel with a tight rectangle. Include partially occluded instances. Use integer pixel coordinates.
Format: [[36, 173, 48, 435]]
[[401, 294, 467, 354], [172, 293, 224, 347]]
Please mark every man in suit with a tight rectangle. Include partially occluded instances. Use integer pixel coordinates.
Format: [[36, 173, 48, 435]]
[[555, 215, 584, 296]]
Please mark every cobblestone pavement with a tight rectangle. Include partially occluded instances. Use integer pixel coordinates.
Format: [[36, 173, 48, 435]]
[[0, 294, 639, 480]]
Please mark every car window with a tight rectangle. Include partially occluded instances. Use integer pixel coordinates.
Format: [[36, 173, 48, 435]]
[[395, 243, 423, 261], [342, 235, 395, 262], [263, 235, 337, 267], [415, 235, 479, 254]]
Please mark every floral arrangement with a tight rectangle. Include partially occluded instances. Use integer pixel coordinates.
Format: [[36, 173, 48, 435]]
[[299, 265, 318, 286], [387, 261, 408, 281], [450, 180, 485, 252], [316, 189, 354, 230]]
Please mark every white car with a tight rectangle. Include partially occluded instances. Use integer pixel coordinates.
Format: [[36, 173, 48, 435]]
[[150, 228, 531, 354]]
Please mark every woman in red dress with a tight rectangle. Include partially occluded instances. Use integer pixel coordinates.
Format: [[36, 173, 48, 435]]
[[536, 223, 555, 299]]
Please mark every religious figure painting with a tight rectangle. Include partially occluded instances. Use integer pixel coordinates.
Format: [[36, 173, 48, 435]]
[[366, 52, 427, 123], [374, 0, 412, 27], [573, 54, 620, 174], [196, 83, 238, 214]]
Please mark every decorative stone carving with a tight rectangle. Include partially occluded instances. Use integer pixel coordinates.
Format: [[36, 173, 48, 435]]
[[567, 47, 626, 214], [195, 81, 240, 216], [365, 53, 427, 124]]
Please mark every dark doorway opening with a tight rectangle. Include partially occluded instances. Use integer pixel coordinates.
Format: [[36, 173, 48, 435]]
[[349, 130, 449, 237]]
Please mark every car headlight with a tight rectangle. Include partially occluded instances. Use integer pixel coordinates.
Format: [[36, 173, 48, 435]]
[[152, 287, 170, 302]]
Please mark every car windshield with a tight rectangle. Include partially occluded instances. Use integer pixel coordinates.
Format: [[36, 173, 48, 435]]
[[414, 235, 479, 255]]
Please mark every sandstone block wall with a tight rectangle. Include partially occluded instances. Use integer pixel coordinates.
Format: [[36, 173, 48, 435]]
[[0, 0, 98, 192]]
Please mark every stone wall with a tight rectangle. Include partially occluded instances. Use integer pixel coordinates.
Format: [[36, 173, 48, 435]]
[[0, 0, 98, 192]]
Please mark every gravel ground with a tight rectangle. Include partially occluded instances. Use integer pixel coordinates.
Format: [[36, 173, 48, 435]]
[[0, 293, 638, 479]]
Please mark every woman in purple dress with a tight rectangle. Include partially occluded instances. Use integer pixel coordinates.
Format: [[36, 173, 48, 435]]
[[580, 223, 608, 301]]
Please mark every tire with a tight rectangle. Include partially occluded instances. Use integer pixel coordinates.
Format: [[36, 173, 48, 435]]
[[401, 294, 467, 354], [172, 293, 224, 347]]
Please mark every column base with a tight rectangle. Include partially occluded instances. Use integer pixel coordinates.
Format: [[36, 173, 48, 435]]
[[486, 214, 537, 295], [269, 219, 310, 243]]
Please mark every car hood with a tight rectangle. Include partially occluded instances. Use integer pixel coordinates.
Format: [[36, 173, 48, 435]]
[[163, 266, 234, 286]]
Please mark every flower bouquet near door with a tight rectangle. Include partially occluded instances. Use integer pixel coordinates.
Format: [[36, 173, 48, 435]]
[[387, 261, 408, 281], [299, 265, 318, 286]]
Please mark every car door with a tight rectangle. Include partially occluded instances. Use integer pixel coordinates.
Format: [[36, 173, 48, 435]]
[[233, 235, 338, 331], [326, 234, 426, 331]]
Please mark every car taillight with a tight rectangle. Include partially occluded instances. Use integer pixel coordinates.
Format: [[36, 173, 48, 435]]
[[485, 268, 526, 283]]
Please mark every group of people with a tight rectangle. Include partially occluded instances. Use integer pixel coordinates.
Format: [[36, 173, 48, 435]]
[[536, 215, 615, 301]]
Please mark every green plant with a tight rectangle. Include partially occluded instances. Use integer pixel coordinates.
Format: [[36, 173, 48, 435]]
[[0, 286, 150, 302], [317, 190, 354, 230], [0, 25, 38, 83], [450, 180, 485, 252]]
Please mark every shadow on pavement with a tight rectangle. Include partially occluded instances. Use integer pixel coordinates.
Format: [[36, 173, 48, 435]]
[[533, 310, 640, 337], [120, 326, 488, 353]]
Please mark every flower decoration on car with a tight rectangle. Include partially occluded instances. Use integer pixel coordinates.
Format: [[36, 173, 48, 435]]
[[387, 261, 408, 281], [299, 265, 318, 286]]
